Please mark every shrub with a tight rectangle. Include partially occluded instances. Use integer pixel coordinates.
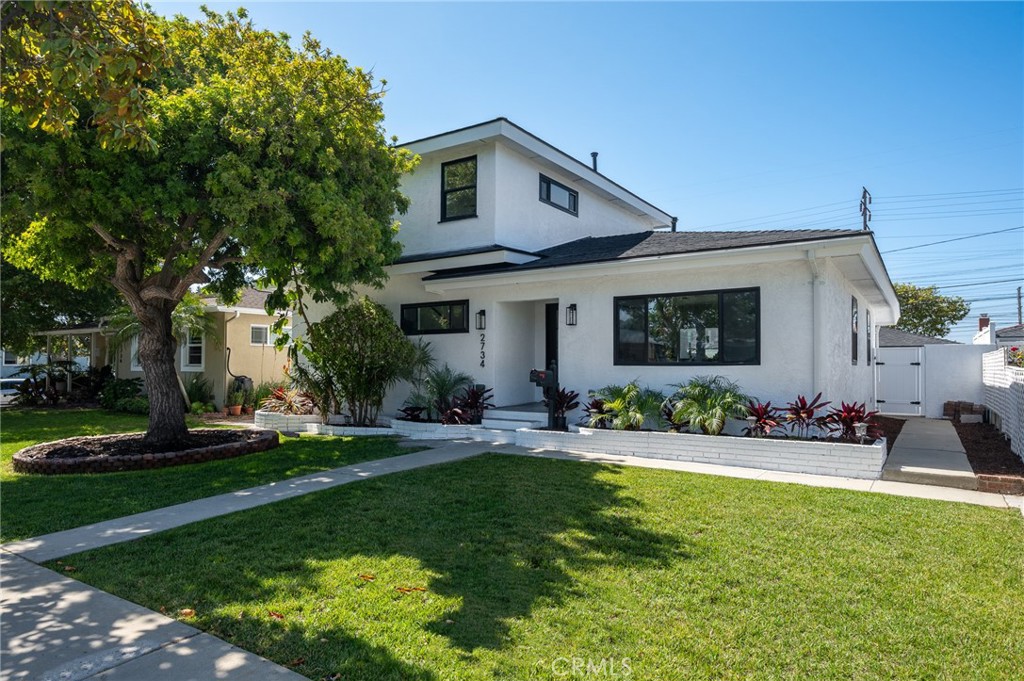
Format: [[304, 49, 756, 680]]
[[183, 373, 214, 405], [588, 382, 666, 431], [783, 393, 831, 440], [1009, 346, 1023, 367], [825, 401, 881, 442], [252, 380, 287, 408], [190, 401, 215, 414], [544, 387, 580, 418], [454, 385, 495, 425], [582, 398, 611, 428], [260, 387, 314, 415], [667, 376, 750, 436], [99, 378, 144, 410], [744, 401, 782, 438], [113, 396, 149, 414]]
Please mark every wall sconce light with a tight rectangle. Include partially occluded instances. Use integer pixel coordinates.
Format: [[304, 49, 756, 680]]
[[475, 309, 486, 330], [565, 303, 577, 326]]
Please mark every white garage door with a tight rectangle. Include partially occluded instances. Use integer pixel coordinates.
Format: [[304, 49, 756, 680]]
[[876, 347, 923, 416]]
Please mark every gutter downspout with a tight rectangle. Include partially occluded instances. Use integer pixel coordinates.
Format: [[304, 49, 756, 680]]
[[807, 250, 825, 397], [223, 311, 241, 402]]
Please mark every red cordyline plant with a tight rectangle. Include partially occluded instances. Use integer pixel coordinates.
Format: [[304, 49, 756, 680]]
[[826, 401, 882, 443], [743, 401, 782, 438], [784, 393, 831, 439]]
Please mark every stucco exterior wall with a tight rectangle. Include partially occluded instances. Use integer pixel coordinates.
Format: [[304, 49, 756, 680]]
[[817, 258, 876, 407], [921, 343, 995, 418]]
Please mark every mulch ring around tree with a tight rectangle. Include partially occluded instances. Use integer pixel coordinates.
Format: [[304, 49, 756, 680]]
[[953, 420, 1024, 495], [12, 428, 279, 475]]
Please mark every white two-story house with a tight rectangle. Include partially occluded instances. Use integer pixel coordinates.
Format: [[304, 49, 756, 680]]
[[304, 118, 900, 422]]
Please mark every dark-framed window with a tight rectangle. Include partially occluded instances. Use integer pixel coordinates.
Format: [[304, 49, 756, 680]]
[[539, 174, 578, 216], [441, 156, 477, 221], [851, 297, 859, 365], [401, 300, 470, 335], [614, 288, 759, 365], [866, 309, 872, 367]]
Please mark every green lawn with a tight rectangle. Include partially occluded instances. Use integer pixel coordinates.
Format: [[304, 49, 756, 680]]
[[54, 454, 1023, 680], [0, 408, 413, 542]]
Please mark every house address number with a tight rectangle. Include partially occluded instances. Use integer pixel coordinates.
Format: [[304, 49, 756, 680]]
[[480, 333, 486, 368]]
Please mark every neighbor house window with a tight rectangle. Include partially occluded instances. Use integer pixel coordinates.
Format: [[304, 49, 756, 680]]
[[3, 351, 18, 366], [400, 301, 469, 335], [182, 331, 204, 370], [614, 288, 759, 365], [539, 174, 578, 216], [130, 336, 142, 372], [441, 156, 477, 221], [851, 297, 859, 365], [251, 325, 270, 346]]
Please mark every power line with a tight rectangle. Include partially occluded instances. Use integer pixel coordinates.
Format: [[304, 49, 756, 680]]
[[875, 188, 1023, 200], [936, 278, 1024, 290], [880, 226, 1024, 253]]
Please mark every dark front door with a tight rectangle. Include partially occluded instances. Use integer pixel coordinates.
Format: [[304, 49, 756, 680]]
[[545, 303, 559, 371]]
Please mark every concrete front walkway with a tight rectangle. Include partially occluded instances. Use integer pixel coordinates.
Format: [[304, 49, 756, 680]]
[[881, 418, 978, 490]]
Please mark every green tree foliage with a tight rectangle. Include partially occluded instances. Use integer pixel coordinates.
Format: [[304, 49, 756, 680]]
[[2, 7, 417, 445], [0, 260, 119, 355], [893, 282, 970, 339], [1, 0, 168, 150], [292, 298, 416, 426]]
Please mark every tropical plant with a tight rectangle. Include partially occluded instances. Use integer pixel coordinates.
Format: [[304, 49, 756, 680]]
[[825, 401, 881, 443], [744, 401, 782, 438], [667, 375, 751, 436], [252, 381, 288, 410], [783, 393, 832, 440], [396, 405, 428, 422], [105, 293, 218, 361], [424, 364, 474, 422], [582, 398, 611, 428], [588, 382, 667, 431], [287, 355, 336, 424], [3, 7, 417, 446], [544, 388, 581, 418], [260, 387, 314, 415], [183, 373, 214, 406], [455, 385, 495, 425]]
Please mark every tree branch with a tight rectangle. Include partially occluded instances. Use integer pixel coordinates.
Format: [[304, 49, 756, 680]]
[[170, 226, 232, 300]]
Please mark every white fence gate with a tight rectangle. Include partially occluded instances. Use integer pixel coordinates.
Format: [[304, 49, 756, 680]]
[[876, 347, 923, 415]]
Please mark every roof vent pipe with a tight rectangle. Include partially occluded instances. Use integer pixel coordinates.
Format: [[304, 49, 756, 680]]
[[591, 152, 598, 171], [671, 217, 678, 233]]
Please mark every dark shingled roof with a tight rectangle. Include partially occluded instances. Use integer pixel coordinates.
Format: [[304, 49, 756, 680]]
[[425, 229, 867, 280], [202, 288, 272, 311], [395, 244, 534, 264], [879, 326, 958, 347], [996, 324, 1024, 340]]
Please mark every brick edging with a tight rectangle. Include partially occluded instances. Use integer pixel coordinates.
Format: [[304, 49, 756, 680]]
[[12, 429, 280, 475], [976, 473, 1024, 495]]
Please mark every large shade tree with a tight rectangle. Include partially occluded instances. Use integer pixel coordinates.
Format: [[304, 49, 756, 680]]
[[2, 7, 416, 445], [893, 282, 970, 339]]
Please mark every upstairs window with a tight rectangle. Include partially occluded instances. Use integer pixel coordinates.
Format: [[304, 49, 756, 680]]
[[441, 156, 477, 221], [539, 175, 578, 216], [401, 301, 469, 335]]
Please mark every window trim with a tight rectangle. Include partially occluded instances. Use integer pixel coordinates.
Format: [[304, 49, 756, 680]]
[[2, 351, 20, 366], [440, 156, 478, 223], [181, 330, 205, 372], [613, 287, 761, 366], [129, 336, 142, 372], [866, 309, 872, 367], [400, 300, 470, 335], [539, 174, 579, 216], [250, 324, 271, 346]]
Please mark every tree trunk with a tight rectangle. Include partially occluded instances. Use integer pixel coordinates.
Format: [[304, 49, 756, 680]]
[[138, 301, 188, 447]]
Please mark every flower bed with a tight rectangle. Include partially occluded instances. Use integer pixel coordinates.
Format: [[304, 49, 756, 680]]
[[515, 427, 888, 479], [254, 410, 321, 431]]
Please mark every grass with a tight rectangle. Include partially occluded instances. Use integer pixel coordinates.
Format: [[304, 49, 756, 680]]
[[54, 454, 1023, 680], [0, 408, 413, 542]]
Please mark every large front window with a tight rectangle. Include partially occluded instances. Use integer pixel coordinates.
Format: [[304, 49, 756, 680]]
[[401, 301, 470, 335], [441, 156, 477, 221], [614, 288, 759, 365]]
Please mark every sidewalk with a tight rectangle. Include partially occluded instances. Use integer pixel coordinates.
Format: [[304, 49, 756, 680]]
[[881, 417, 978, 490]]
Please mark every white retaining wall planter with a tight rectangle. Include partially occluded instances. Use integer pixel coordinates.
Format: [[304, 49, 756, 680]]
[[515, 428, 888, 479], [305, 424, 394, 436], [254, 410, 322, 431]]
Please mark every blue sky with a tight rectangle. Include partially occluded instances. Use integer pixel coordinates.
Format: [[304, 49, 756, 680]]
[[156, 1, 1023, 341]]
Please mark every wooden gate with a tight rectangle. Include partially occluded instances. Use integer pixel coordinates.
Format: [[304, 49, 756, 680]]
[[876, 346, 923, 416]]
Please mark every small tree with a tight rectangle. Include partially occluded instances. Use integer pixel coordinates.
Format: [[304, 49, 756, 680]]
[[894, 282, 970, 338], [298, 298, 416, 426]]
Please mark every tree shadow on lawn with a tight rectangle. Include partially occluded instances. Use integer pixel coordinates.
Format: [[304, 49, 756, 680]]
[[66, 454, 691, 679]]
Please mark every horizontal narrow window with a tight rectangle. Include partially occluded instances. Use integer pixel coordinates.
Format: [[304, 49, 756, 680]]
[[539, 174, 578, 216], [614, 288, 760, 365], [401, 300, 470, 335], [441, 156, 477, 221]]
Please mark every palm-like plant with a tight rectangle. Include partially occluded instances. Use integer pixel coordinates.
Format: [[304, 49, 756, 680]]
[[424, 364, 474, 421], [588, 381, 666, 431], [669, 375, 751, 435], [107, 292, 218, 360]]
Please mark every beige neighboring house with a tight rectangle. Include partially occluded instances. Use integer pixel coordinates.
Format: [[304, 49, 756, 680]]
[[32, 289, 291, 408], [111, 289, 291, 408]]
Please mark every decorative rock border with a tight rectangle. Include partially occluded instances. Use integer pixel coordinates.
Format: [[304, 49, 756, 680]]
[[12, 429, 280, 475]]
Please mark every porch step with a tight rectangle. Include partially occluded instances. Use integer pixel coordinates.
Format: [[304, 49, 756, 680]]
[[481, 417, 545, 431], [488, 409, 548, 423]]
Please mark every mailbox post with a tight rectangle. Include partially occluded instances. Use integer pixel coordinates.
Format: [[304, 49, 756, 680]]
[[529, 361, 559, 430]]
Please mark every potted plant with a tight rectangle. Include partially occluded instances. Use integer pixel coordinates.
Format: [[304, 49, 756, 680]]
[[226, 391, 243, 416], [241, 389, 255, 415], [545, 387, 580, 431]]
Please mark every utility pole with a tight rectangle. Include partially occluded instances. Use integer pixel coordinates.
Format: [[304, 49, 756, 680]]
[[860, 187, 872, 231], [1017, 285, 1022, 325]]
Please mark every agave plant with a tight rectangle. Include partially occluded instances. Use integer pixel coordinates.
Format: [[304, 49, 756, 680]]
[[589, 381, 666, 431], [743, 400, 781, 438], [668, 375, 750, 436], [783, 392, 831, 439]]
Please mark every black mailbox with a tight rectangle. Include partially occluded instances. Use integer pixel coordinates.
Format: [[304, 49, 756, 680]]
[[530, 362, 560, 429], [529, 369, 555, 388]]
